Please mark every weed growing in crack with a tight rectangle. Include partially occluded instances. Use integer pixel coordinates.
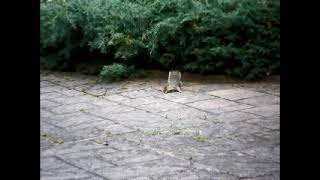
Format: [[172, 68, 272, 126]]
[[41, 133, 64, 144], [196, 133, 210, 143], [173, 128, 185, 135], [150, 128, 162, 136], [91, 139, 105, 145]]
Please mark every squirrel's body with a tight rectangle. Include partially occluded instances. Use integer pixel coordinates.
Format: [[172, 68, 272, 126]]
[[163, 71, 183, 93]]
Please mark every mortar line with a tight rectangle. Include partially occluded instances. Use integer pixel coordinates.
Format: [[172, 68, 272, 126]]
[[53, 155, 111, 180]]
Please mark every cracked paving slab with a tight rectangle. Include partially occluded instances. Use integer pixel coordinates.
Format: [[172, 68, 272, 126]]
[[41, 70, 280, 180]]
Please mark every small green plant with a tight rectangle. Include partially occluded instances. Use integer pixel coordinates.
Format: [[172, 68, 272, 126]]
[[150, 128, 162, 136], [43, 134, 64, 144], [196, 134, 210, 143], [173, 128, 185, 135], [187, 154, 193, 161], [91, 138, 105, 145], [100, 63, 135, 82], [52, 138, 64, 144]]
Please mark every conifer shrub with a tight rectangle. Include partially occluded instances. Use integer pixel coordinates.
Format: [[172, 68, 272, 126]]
[[40, 0, 280, 80], [100, 63, 135, 82]]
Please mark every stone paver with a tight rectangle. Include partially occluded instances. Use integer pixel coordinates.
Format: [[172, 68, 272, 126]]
[[237, 94, 280, 106], [207, 88, 266, 101], [41, 70, 280, 180], [241, 104, 280, 117], [187, 98, 254, 114]]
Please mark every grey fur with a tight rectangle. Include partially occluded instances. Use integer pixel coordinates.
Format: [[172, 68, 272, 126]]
[[163, 71, 183, 93]]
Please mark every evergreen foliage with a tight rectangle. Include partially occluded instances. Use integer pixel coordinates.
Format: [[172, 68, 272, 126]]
[[100, 63, 135, 82], [40, 0, 280, 79]]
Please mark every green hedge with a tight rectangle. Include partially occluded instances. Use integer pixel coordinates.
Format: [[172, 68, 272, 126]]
[[40, 0, 280, 80]]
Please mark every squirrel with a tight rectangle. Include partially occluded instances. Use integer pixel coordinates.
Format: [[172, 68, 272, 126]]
[[163, 71, 183, 93]]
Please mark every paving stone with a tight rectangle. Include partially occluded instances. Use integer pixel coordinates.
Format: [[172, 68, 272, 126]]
[[58, 150, 116, 171], [99, 156, 189, 180], [159, 107, 208, 120], [119, 81, 151, 91], [233, 83, 280, 93], [40, 80, 55, 88], [187, 98, 252, 113], [97, 149, 162, 166], [241, 105, 280, 117], [53, 95, 97, 104], [266, 88, 280, 96], [105, 110, 173, 132], [207, 104, 254, 114], [168, 118, 210, 129], [41, 109, 55, 118], [40, 71, 280, 180], [237, 94, 280, 106], [207, 88, 266, 100], [41, 121, 78, 144], [158, 170, 199, 180], [137, 101, 188, 113], [183, 84, 234, 93], [42, 140, 116, 156], [87, 105, 135, 118], [241, 146, 280, 163], [50, 103, 98, 114], [40, 92, 66, 100], [52, 113, 107, 128], [69, 123, 135, 139], [103, 94, 131, 102], [187, 98, 237, 110], [56, 89, 85, 97], [155, 91, 215, 104], [198, 154, 279, 178], [105, 93, 168, 106], [41, 99, 62, 108], [40, 85, 65, 93], [121, 89, 154, 98], [209, 111, 260, 123], [245, 117, 280, 131], [85, 89, 107, 96], [87, 99, 120, 107], [124, 96, 169, 106], [41, 156, 105, 180]]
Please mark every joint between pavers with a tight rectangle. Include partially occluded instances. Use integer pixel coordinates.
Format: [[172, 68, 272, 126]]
[[150, 95, 217, 115], [234, 94, 271, 102], [53, 155, 111, 180], [85, 111, 138, 132]]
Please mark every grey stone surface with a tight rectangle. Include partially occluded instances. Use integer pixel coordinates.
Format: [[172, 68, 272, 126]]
[[137, 101, 188, 113], [104, 94, 168, 107], [187, 98, 254, 114], [237, 94, 280, 106], [41, 70, 280, 180], [155, 91, 215, 104], [41, 156, 106, 180], [41, 100, 61, 109], [241, 105, 280, 117], [86, 105, 136, 118], [209, 111, 260, 123], [50, 103, 98, 114], [41, 92, 67, 100], [159, 107, 209, 120], [207, 88, 266, 101], [266, 88, 280, 96]]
